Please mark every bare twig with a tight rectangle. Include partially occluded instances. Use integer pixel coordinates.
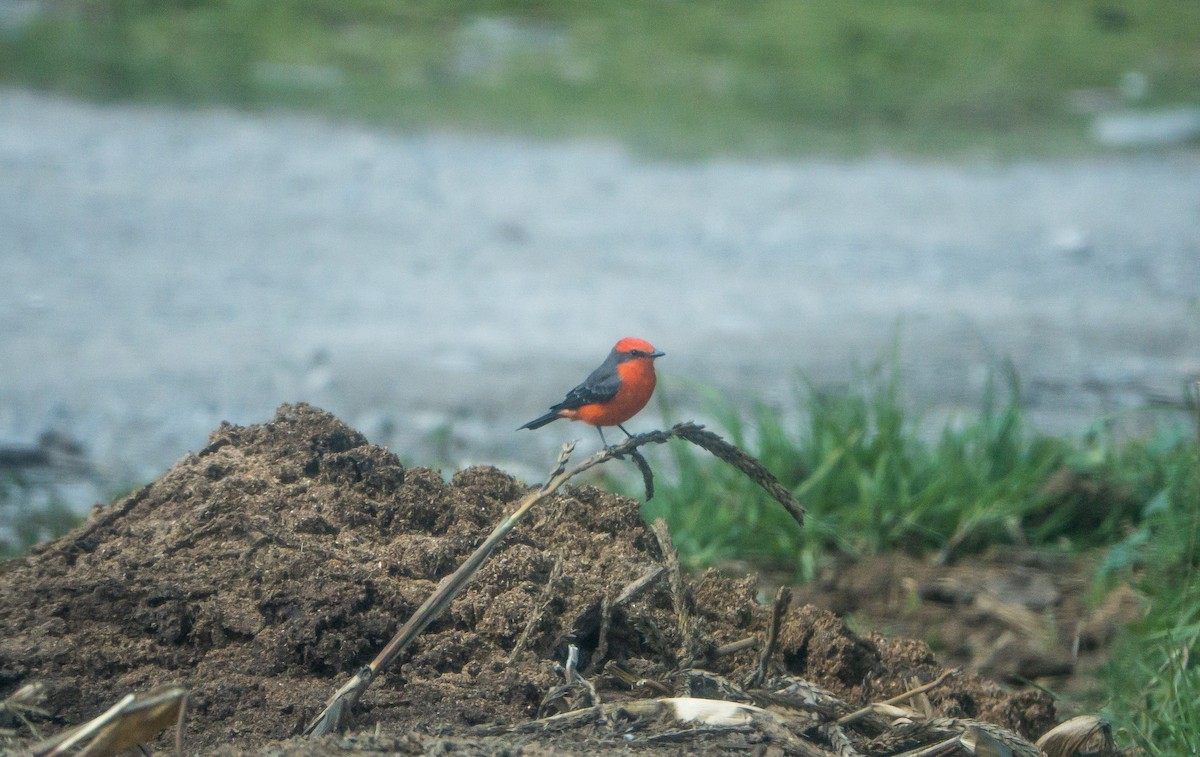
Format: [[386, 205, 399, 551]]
[[546, 440, 576, 483], [891, 734, 961, 757], [613, 565, 667, 608], [602, 661, 673, 696], [507, 553, 564, 663], [588, 595, 612, 675], [628, 449, 655, 500], [566, 645, 601, 710], [671, 424, 805, 527], [880, 668, 960, 708], [305, 422, 802, 736], [712, 635, 759, 658], [651, 518, 695, 663], [582, 565, 667, 675], [747, 585, 792, 689], [905, 675, 935, 719], [539, 646, 595, 718], [837, 668, 959, 727], [636, 725, 753, 744]]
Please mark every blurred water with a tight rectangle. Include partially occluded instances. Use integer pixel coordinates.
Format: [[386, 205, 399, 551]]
[[1, 89, 1198, 508]]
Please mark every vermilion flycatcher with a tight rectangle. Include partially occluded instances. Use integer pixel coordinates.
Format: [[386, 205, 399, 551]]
[[519, 337, 665, 447]]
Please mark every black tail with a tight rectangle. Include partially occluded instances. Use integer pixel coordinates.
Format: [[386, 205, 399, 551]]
[[518, 412, 560, 431]]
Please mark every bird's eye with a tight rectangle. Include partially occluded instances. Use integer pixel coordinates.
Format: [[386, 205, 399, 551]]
[[629, 350, 643, 357]]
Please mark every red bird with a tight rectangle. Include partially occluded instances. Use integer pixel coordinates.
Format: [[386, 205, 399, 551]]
[[519, 337, 665, 447]]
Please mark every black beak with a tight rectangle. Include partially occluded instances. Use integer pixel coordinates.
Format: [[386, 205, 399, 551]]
[[649, 350, 665, 358]]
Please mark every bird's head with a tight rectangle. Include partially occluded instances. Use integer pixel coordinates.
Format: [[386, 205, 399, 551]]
[[614, 337, 665, 362]]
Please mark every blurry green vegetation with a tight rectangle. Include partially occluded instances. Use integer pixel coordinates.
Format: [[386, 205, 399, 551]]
[[2, 1, 1199, 155], [1094, 433, 1199, 754], [646, 362, 1157, 574], [0, 473, 82, 559], [644, 363, 1199, 752]]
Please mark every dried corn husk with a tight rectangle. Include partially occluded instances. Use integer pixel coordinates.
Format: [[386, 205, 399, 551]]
[[1035, 715, 1114, 757]]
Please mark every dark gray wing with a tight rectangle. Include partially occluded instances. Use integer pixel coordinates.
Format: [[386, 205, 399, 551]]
[[550, 350, 622, 411]]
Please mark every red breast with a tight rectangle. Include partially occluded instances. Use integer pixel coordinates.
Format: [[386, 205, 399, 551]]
[[572, 345, 660, 427]]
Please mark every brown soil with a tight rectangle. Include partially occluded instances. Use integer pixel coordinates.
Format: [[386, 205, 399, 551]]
[[0, 404, 1059, 754], [785, 546, 1147, 707]]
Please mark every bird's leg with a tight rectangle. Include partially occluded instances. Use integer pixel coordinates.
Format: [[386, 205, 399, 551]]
[[618, 424, 634, 438], [596, 427, 609, 449]]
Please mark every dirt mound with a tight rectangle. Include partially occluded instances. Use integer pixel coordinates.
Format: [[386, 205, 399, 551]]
[[0, 404, 1055, 753], [787, 549, 1147, 705]]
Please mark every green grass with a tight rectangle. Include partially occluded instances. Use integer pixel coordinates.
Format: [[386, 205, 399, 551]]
[[3, 1, 1199, 156], [0, 474, 83, 559], [1094, 435, 1200, 754], [642, 361, 1199, 751], [645, 360, 1154, 575]]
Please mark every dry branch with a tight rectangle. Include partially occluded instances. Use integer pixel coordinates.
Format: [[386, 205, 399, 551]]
[[651, 518, 696, 664], [629, 448, 655, 500], [712, 635, 759, 658], [890, 734, 960, 757], [837, 668, 959, 727], [602, 661, 674, 696], [539, 645, 603, 719], [613, 565, 667, 607], [671, 423, 805, 527], [747, 585, 792, 689], [507, 553, 564, 663], [588, 595, 612, 676]]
